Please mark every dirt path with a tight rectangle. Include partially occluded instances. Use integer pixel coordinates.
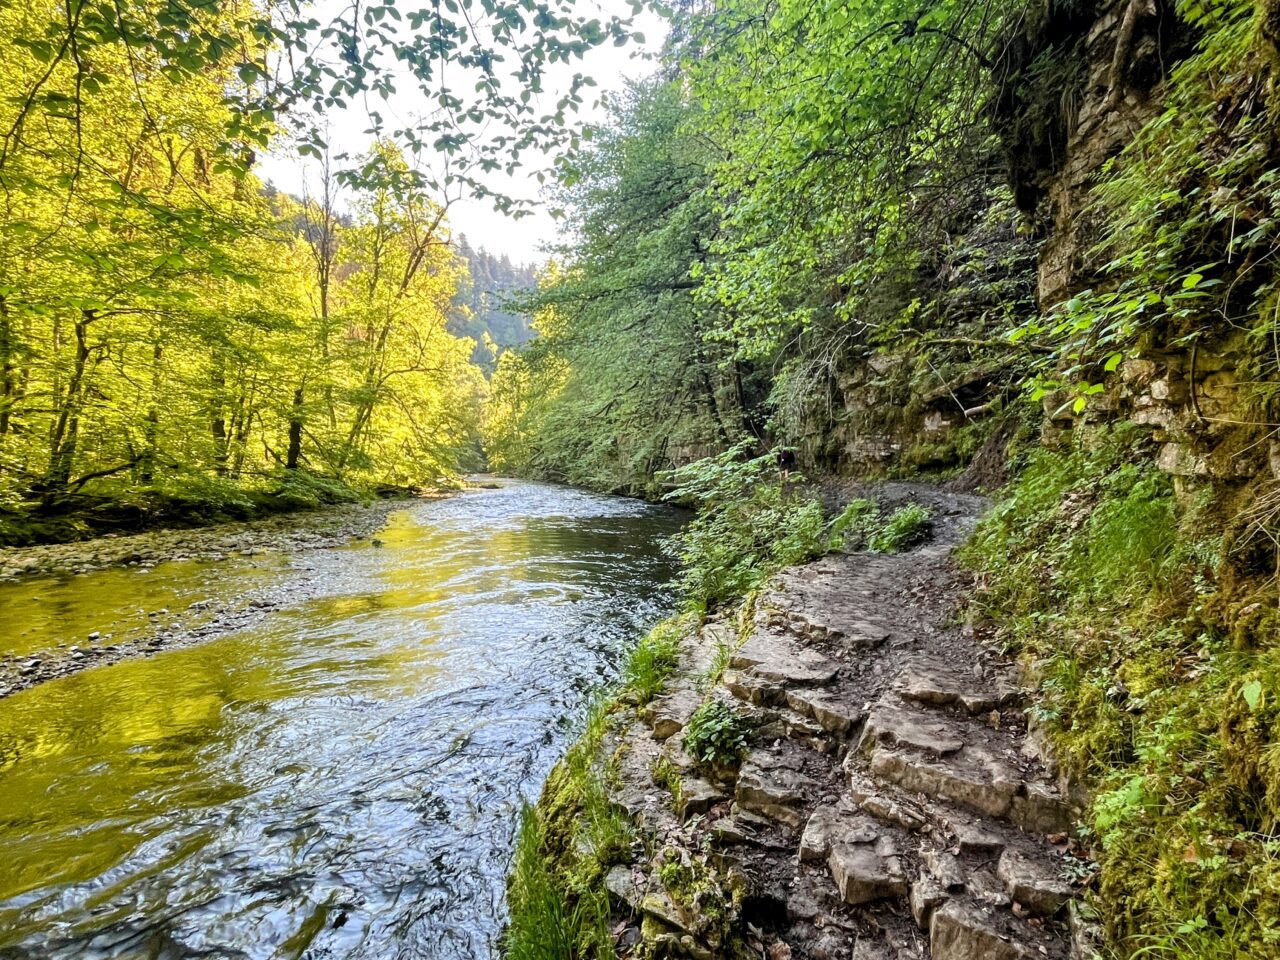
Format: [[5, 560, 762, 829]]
[[599, 484, 1099, 959]]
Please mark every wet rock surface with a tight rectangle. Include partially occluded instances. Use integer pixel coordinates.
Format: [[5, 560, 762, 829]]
[[597, 483, 1097, 959]]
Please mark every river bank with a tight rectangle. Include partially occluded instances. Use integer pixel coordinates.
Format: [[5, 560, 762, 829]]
[[511, 483, 1100, 960], [0, 496, 426, 698]]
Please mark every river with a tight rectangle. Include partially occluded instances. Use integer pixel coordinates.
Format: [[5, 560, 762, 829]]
[[0, 481, 684, 960]]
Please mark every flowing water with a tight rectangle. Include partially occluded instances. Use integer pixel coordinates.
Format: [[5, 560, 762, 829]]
[[0, 481, 683, 960]]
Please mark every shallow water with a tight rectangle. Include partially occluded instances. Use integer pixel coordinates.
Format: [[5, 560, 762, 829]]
[[0, 481, 683, 959]]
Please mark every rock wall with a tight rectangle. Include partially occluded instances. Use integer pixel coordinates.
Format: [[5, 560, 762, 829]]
[[1001, 0, 1274, 490]]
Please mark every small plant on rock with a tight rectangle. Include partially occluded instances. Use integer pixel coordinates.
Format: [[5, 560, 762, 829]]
[[829, 497, 878, 548], [867, 504, 932, 553], [622, 617, 684, 705], [682, 699, 754, 766]]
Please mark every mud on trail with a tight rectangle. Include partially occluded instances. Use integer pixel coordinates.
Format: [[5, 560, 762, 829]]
[[591, 483, 1099, 960]]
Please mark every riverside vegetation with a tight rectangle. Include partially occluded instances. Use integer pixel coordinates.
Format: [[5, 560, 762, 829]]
[[493, 0, 1280, 958]]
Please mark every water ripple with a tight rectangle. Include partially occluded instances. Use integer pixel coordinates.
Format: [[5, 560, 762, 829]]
[[0, 480, 683, 960]]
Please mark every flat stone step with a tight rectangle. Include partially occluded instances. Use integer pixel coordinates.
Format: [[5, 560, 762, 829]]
[[730, 630, 841, 686], [786, 687, 866, 737], [996, 848, 1075, 917], [756, 706, 833, 751], [928, 899, 1071, 960], [723, 669, 785, 706], [896, 660, 1019, 714], [798, 803, 881, 863], [641, 687, 705, 740], [760, 555, 902, 649], [868, 744, 1023, 820], [860, 700, 967, 758], [828, 834, 909, 905], [677, 776, 729, 821], [735, 753, 823, 828]]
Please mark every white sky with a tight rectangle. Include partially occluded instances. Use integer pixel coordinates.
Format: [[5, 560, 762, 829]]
[[255, 2, 668, 265]]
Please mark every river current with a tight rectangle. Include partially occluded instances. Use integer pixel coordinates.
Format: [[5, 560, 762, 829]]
[[0, 481, 683, 959]]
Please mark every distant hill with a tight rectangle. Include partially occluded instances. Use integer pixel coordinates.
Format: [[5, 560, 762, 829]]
[[450, 236, 538, 373]]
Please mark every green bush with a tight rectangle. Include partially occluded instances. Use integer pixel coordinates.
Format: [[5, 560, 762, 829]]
[[867, 504, 932, 553], [660, 445, 841, 609], [830, 498, 878, 546], [682, 699, 754, 766]]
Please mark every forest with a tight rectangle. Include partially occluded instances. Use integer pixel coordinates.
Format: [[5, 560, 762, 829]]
[[2, 0, 1280, 958], [0, 0, 554, 545]]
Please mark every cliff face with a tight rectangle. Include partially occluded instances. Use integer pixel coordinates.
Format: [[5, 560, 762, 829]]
[[996, 0, 1187, 304], [812, 0, 1279, 503], [1000, 0, 1279, 494], [789, 0, 1190, 483]]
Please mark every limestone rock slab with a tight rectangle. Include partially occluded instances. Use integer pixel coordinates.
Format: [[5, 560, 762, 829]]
[[861, 701, 965, 758], [996, 849, 1074, 917], [929, 901, 1031, 960], [897, 662, 1019, 713], [786, 688, 865, 736], [827, 836, 908, 905], [869, 745, 1022, 819], [735, 755, 821, 828]]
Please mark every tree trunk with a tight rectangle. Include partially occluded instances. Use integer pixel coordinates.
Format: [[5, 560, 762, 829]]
[[0, 295, 12, 437], [286, 387, 304, 469], [141, 340, 162, 483], [210, 360, 229, 476], [45, 310, 94, 490]]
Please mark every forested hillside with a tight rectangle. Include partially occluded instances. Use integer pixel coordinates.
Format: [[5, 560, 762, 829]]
[[450, 238, 539, 373], [497, 0, 1280, 957]]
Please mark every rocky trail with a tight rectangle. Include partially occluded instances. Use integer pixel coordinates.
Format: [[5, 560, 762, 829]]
[[598, 485, 1099, 959]]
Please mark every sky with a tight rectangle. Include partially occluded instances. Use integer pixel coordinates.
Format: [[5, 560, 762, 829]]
[[255, 1, 669, 265]]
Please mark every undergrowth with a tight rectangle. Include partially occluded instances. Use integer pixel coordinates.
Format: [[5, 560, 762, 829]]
[[662, 445, 935, 608], [962, 424, 1280, 958], [504, 612, 698, 959], [682, 699, 754, 767], [660, 444, 834, 608]]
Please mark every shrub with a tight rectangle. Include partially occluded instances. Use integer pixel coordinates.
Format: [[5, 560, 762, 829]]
[[682, 699, 754, 766], [830, 498, 878, 547], [660, 445, 842, 608], [866, 503, 932, 553]]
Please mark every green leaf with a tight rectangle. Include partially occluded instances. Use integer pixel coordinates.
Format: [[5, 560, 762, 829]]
[[1242, 680, 1263, 711]]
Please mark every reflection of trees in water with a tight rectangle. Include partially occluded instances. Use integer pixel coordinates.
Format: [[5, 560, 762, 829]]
[[0, 486, 682, 958]]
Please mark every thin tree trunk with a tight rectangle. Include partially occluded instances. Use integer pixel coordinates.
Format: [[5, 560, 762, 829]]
[[0, 295, 12, 437], [286, 387, 304, 470], [141, 340, 162, 483], [210, 359, 229, 476], [45, 310, 94, 490]]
